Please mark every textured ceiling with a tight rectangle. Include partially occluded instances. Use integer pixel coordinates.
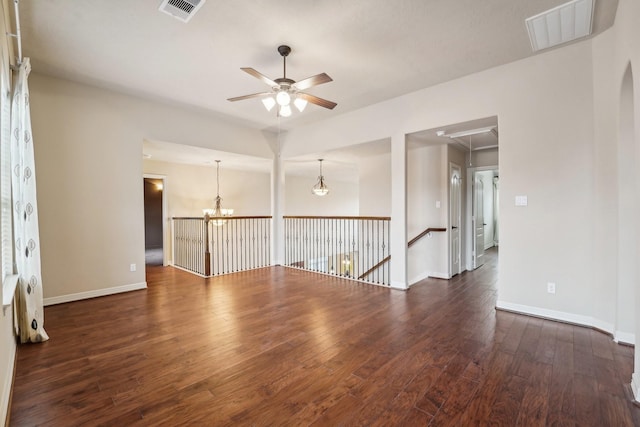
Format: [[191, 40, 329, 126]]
[[18, 0, 618, 133]]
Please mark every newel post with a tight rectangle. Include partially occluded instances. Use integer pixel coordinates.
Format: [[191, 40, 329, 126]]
[[204, 213, 211, 276]]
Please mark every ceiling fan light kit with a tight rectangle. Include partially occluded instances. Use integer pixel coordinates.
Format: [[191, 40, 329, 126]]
[[228, 45, 337, 117]]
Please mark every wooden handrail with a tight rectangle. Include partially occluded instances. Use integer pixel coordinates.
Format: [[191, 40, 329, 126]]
[[407, 227, 447, 248], [358, 255, 391, 280], [172, 216, 273, 220], [283, 216, 391, 221], [359, 226, 446, 280]]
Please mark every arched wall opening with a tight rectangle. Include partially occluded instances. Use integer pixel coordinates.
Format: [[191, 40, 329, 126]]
[[616, 64, 636, 344], [618, 63, 639, 401]]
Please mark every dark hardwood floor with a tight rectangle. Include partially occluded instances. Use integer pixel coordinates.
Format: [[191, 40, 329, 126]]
[[9, 248, 640, 426]]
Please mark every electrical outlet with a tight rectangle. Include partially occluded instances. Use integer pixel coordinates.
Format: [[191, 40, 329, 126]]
[[547, 282, 556, 294], [130, 264, 137, 272]]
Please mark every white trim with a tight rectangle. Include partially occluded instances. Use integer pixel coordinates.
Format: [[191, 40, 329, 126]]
[[409, 271, 453, 286], [496, 300, 616, 335], [388, 280, 409, 291], [0, 329, 15, 427], [632, 373, 640, 402], [613, 331, 635, 345], [43, 282, 147, 306], [449, 162, 462, 278], [409, 271, 430, 285], [465, 165, 499, 271], [1, 273, 18, 310], [171, 264, 208, 278]]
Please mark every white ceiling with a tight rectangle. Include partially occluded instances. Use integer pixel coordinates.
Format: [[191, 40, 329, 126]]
[[18, 0, 618, 133], [19, 1, 617, 181]]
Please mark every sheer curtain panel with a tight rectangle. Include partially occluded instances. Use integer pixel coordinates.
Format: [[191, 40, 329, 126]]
[[11, 58, 47, 343]]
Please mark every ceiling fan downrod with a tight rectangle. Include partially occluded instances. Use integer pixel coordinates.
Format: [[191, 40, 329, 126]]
[[278, 45, 291, 79]]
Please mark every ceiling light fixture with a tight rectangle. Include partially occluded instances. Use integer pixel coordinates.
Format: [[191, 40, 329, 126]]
[[312, 159, 329, 196], [526, 0, 594, 52], [279, 104, 292, 117], [203, 160, 233, 226], [294, 97, 308, 112], [228, 45, 337, 118], [443, 126, 496, 139], [262, 97, 276, 111], [276, 90, 291, 106]]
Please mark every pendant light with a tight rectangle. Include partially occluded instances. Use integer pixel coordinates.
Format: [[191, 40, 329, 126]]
[[203, 160, 233, 226], [312, 159, 329, 196]]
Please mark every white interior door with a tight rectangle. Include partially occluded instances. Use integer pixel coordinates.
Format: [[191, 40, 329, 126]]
[[450, 164, 461, 277], [473, 175, 485, 269]]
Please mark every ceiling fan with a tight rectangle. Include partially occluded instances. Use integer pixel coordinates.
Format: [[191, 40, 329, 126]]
[[228, 45, 337, 117]]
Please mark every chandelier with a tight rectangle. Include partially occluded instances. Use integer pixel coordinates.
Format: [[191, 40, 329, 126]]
[[312, 159, 329, 196], [203, 160, 233, 226]]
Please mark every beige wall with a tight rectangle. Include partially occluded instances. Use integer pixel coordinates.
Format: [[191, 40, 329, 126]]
[[143, 159, 271, 217], [590, 0, 640, 389], [29, 74, 272, 302], [284, 174, 358, 216], [407, 144, 448, 282], [282, 37, 598, 324], [358, 152, 391, 217]]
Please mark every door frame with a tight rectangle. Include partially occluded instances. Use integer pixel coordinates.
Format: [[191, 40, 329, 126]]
[[465, 165, 498, 271], [449, 162, 462, 278], [143, 173, 169, 267], [472, 174, 485, 269]]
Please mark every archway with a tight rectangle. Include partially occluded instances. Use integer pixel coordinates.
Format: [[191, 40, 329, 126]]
[[618, 63, 639, 401]]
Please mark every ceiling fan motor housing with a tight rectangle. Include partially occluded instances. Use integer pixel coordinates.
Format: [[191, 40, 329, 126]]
[[277, 45, 292, 57]]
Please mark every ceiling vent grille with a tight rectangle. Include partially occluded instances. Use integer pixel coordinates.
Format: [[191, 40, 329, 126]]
[[158, 0, 205, 23], [526, 0, 594, 52]]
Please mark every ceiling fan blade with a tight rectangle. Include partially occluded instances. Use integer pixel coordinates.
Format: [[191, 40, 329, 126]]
[[241, 67, 278, 87], [292, 73, 333, 91], [227, 92, 272, 102], [298, 92, 337, 110]]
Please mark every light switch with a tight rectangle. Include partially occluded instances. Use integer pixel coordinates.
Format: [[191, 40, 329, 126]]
[[515, 195, 528, 206], [435, 201, 441, 208]]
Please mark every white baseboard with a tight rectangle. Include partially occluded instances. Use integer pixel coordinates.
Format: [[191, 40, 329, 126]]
[[614, 331, 635, 346], [409, 271, 430, 286], [495, 300, 615, 336], [44, 282, 147, 306], [1, 330, 16, 426], [632, 373, 640, 402], [409, 271, 452, 286], [390, 280, 409, 291]]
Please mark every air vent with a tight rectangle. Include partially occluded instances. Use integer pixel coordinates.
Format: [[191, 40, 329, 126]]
[[158, 0, 205, 23], [526, 0, 594, 52]]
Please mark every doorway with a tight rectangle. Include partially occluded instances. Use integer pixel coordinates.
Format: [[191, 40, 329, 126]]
[[143, 175, 167, 266], [466, 166, 499, 271]]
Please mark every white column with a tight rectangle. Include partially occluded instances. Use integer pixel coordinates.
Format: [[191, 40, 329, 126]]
[[390, 132, 408, 289], [271, 152, 285, 265]]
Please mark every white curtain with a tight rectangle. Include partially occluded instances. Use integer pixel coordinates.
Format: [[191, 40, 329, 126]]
[[11, 58, 48, 343]]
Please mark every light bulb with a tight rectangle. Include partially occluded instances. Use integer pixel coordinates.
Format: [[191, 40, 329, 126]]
[[279, 105, 292, 117], [262, 97, 276, 111], [294, 97, 308, 112], [276, 91, 291, 106]]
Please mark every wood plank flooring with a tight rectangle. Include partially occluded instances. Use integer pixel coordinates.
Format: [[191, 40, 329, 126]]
[[9, 248, 640, 426]]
